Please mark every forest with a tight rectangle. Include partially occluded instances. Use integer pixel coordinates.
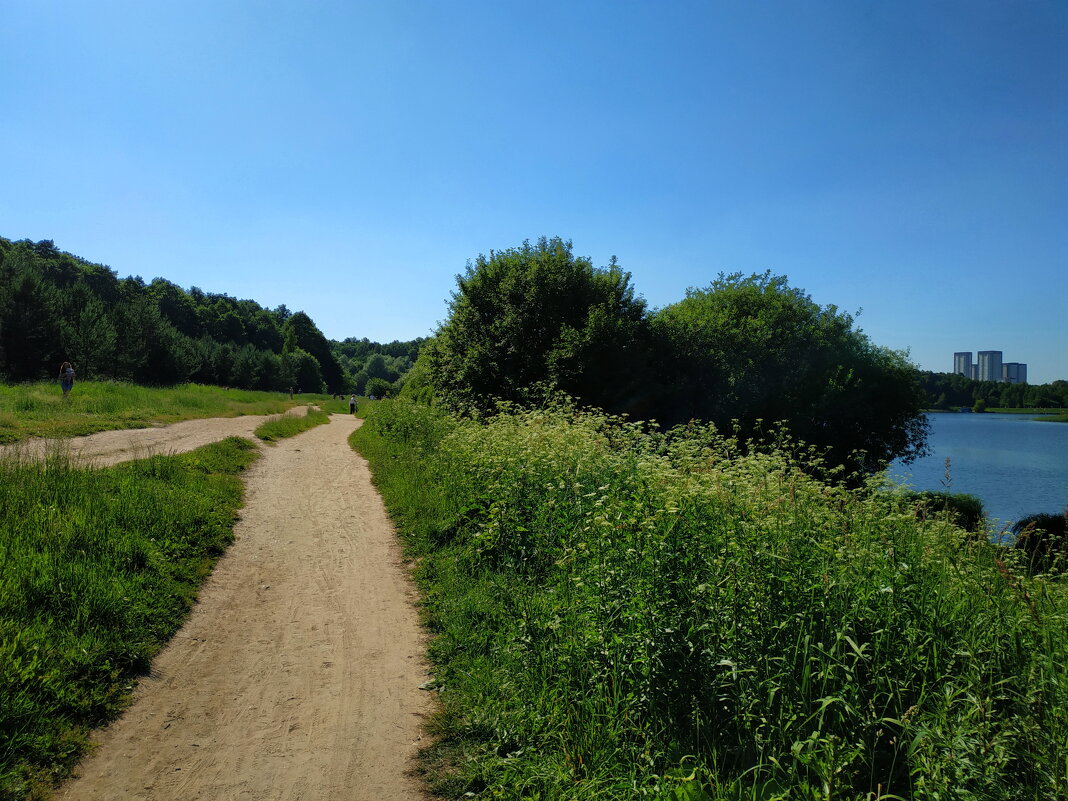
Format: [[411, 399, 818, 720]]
[[0, 236, 422, 395], [919, 369, 1068, 410]]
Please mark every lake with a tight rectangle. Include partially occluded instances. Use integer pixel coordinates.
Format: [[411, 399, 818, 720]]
[[888, 412, 1068, 529]]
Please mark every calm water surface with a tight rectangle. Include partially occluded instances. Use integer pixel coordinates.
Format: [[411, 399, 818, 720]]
[[888, 413, 1068, 527]]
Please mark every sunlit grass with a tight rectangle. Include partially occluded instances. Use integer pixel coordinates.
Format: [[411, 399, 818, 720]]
[[0, 437, 260, 798], [254, 406, 331, 441], [353, 399, 1068, 800], [0, 381, 318, 444]]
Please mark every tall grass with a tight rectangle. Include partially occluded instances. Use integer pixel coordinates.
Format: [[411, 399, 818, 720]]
[[0, 381, 308, 444], [0, 437, 259, 799], [254, 405, 331, 441], [352, 400, 1068, 800]]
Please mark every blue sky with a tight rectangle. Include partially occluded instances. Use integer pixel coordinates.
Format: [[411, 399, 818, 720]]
[[3, 1, 1065, 383]]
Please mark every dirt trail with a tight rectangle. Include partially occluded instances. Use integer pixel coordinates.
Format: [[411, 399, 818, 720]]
[[1, 411, 306, 467], [57, 414, 431, 800]]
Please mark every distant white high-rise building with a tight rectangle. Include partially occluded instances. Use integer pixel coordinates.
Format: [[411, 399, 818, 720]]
[[950, 349, 1028, 383], [978, 351, 1003, 382], [1002, 363, 1028, 384], [953, 352, 972, 376]]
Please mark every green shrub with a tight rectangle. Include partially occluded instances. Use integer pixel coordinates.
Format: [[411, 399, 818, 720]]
[[1012, 512, 1068, 574], [898, 489, 986, 532], [353, 399, 1068, 800]]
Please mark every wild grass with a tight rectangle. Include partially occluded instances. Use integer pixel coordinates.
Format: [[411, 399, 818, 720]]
[[0, 381, 307, 444], [352, 399, 1068, 800], [0, 437, 259, 800], [1034, 413, 1068, 423], [254, 405, 331, 441], [317, 396, 373, 418]]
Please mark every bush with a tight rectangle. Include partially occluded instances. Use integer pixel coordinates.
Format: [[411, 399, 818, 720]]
[[899, 490, 986, 532], [1012, 512, 1068, 573], [353, 400, 1068, 800], [365, 376, 393, 398]]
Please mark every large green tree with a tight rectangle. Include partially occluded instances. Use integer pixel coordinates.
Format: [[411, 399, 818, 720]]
[[653, 272, 929, 474], [283, 312, 344, 393], [421, 237, 651, 416]]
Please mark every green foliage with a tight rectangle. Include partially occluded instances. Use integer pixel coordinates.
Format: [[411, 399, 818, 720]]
[[421, 237, 650, 417], [1012, 513, 1068, 574], [353, 400, 1068, 800], [919, 371, 1068, 411], [419, 240, 927, 474], [282, 347, 325, 394], [0, 234, 356, 393], [653, 272, 929, 475], [331, 336, 425, 395], [972, 397, 988, 413], [364, 376, 393, 398], [283, 312, 344, 393], [897, 490, 986, 532], [0, 437, 259, 798], [254, 406, 331, 441]]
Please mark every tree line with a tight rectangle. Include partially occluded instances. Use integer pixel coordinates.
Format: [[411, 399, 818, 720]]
[[410, 237, 930, 476], [0, 236, 422, 394], [920, 370, 1068, 410]]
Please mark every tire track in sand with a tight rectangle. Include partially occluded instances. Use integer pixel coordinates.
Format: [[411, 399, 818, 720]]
[[57, 413, 431, 800]]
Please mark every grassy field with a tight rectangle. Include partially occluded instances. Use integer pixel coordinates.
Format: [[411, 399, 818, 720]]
[[0, 381, 311, 444], [254, 405, 332, 441], [352, 399, 1068, 800], [0, 437, 260, 799]]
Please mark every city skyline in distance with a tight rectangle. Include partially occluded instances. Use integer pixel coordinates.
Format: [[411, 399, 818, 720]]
[[952, 350, 1029, 384]]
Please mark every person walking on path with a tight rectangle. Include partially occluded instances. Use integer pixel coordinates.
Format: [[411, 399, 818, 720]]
[[58, 362, 76, 398], [349, 394, 358, 415]]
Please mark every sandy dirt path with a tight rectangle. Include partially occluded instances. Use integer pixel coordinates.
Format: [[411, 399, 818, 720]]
[[1, 409, 312, 467], [57, 414, 432, 800]]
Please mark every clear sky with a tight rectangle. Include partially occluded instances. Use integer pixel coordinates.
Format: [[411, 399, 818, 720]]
[[3, 1, 1065, 383]]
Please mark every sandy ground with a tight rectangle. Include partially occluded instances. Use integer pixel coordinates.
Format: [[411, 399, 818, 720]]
[[55, 414, 432, 800], [1, 409, 310, 467]]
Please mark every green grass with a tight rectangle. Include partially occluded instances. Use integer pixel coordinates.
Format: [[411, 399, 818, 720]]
[[254, 405, 332, 441], [0, 381, 313, 444], [318, 395, 374, 418], [0, 437, 260, 800], [988, 407, 1068, 415], [352, 399, 1068, 800], [1034, 414, 1068, 423]]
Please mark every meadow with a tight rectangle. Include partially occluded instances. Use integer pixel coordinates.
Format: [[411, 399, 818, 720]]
[[0, 437, 259, 800], [352, 399, 1068, 800], [0, 381, 305, 444]]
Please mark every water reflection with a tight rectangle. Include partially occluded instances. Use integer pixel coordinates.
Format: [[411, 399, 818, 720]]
[[887, 412, 1068, 527]]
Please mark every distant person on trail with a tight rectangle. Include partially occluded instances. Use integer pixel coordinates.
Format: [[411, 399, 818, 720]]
[[58, 362, 76, 398], [349, 394, 357, 415]]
